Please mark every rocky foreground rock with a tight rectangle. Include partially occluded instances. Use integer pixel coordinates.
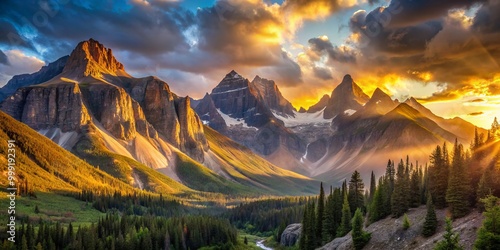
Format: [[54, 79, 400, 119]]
[[280, 223, 302, 247]]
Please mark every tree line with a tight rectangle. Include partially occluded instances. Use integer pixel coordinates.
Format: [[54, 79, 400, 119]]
[[2, 214, 238, 250]]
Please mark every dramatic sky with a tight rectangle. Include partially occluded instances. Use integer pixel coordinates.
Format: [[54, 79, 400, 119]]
[[1, 0, 499, 128]]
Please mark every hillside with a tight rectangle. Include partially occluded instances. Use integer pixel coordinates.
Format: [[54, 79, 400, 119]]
[[319, 206, 483, 250]]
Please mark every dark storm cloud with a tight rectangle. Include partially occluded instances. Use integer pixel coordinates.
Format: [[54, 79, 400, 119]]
[[385, 0, 486, 27], [0, 0, 192, 61], [0, 19, 37, 52], [308, 37, 356, 63], [313, 66, 333, 80], [0, 50, 9, 65]]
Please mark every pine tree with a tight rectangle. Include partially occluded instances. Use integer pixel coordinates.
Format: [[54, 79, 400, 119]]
[[446, 140, 470, 218], [434, 218, 463, 250], [323, 191, 336, 242], [337, 192, 352, 237], [369, 171, 376, 202], [299, 203, 308, 250], [391, 159, 409, 217], [348, 171, 365, 213], [244, 236, 248, 245], [429, 145, 448, 208], [369, 177, 386, 223], [316, 183, 325, 246], [409, 167, 421, 207], [422, 194, 438, 237], [352, 208, 371, 250], [492, 117, 499, 139], [474, 195, 500, 250], [477, 165, 496, 203]]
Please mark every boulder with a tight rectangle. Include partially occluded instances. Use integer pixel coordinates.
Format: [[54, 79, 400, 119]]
[[280, 223, 302, 247]]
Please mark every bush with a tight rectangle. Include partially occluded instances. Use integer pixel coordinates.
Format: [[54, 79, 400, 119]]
[[403, 213, 411, 230]]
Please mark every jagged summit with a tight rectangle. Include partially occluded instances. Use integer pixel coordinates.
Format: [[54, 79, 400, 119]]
[[63, 38, 128, 78], [307, 94, 330, 113], [323, 74, 370, 119], [223, 70, 244, 80]]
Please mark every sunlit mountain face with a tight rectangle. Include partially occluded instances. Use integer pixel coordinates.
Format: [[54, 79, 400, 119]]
[[1, 0, 498, 130]]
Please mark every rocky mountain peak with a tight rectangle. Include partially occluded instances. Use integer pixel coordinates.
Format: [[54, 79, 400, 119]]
[[323, 75, 370, 119], [63, 38, 126, 78], [307, 94, 330, 113], [224, 70, 244, 80]]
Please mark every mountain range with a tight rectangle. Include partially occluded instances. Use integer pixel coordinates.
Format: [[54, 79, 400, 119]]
[[0, 39, 485, 194], [0, 39, 317, 197]]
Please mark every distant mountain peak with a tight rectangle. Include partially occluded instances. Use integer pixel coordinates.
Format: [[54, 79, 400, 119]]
[[323, 75, 370, 119], [224, 70, 244, 80], [307, 94, 330, 113], [63, 39, 126, 78]]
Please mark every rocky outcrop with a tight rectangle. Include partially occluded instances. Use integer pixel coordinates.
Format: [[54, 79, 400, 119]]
[[307, 94, 330, 113], [0, 55, 69, 102], [324, 74, 370, 119], [0, 82, 91, 132], [63, 38, 126, 78], [195, 93, 227, 132], [280, 223, 302, 247], [175, 97, 208, 162], [80, 83, 137, 140], [298, 107, 306, 113], [251, 75, 295, 117]]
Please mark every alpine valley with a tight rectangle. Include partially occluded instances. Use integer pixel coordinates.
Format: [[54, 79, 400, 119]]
[[1, 39, 499, 250]]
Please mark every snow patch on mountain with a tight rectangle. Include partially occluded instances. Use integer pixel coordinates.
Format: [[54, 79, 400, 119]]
[[274, 108, 331, 127], [344, 109, 357, 116], [216, 109, 254, 129]]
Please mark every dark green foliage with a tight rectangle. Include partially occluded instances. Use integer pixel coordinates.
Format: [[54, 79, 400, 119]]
[[434, 218, 463, 250], [429, 145, 449, 208], [244, 236, 248, 245], [369, 171, 376, 203], [477, 164, 498, 204], [352, 208, 371, 250], [323, 187, 341, 243], [337, 192, 352, 237], [228, 197, 306, 234], [11, 214, 237, 250], [446, 140, 470, 219], [474, 195, 500, 250], [316, 183, 325, 245], [369, 178, 386, 223], [348, 171, 365, 214], [402, 213, 411, 230], [391, 160, 409, 217], [422, 194, 438, 237], [409, 166, 421, 208]]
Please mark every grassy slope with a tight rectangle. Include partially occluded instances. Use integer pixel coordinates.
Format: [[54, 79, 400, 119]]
[[175, 152, 258, 196], [72, 125, 193, 195], [0, 111, 138, 194], [204, 126, 319, 195]]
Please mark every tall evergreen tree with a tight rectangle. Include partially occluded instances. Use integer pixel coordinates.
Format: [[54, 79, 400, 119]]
[[369, 171, 376, 203], [477, 165, 496, 203], [474, 195, 500, 250], [348, 171, 365, 213], [299, 203, 308, 250], [434, 218, 463, 250], [422, 194, 438, 237], [352, 208, 371, 250], [316, 183, 325, 246], [391, 159, 409, 217], [337, 192, 352, 237], [429, 145, 448, 208], [409, 167, 421, 207], [446, 140, 470, 218]]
